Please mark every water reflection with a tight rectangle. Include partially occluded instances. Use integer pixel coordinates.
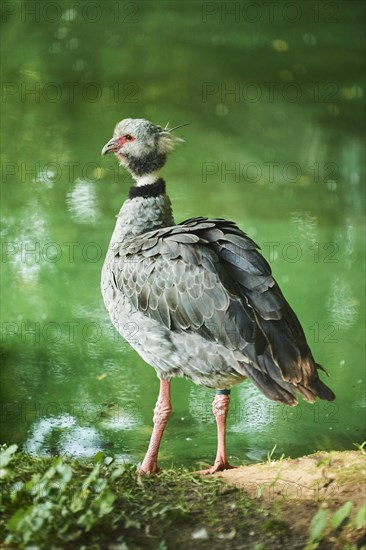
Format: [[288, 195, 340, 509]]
[[23, 405, 140, 458], [33, 168, 57, 189], [327, 276, 358, 329], [290, 210, 318, 245], [3, 198, 53, 284], [230, 385, 275, 435], [28, 419, 101, 458], [66, 179, 99, 224]]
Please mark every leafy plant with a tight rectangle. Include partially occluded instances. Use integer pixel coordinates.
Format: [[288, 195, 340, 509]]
[[330, 501, 353, 529], [353, 441, 366, 455], [0, 444, 18, 479], [305, 499, 365, 550], [307, 506, 329, 546]]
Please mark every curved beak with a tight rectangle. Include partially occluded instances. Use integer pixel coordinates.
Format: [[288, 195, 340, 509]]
[[101, 137, 118, 156]]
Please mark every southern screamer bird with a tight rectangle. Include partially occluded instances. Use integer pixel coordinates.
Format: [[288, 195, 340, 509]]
[[101, 118, 335, 475]]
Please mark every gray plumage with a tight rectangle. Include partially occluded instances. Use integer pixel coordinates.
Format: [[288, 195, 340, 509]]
[[101, 118, 335, 407]]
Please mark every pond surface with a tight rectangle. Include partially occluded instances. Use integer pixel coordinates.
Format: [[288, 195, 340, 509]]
[[1, 1, 365, 468]]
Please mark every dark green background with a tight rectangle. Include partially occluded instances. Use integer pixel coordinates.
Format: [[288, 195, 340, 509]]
[[1, 0, 365, 467]]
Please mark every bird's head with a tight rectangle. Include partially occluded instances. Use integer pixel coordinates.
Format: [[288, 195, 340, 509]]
[[102, 118, 187, 183]]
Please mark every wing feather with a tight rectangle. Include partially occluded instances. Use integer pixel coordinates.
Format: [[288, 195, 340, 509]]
[[110, 217, 335, 403]]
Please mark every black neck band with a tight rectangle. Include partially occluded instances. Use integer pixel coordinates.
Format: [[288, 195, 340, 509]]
[[128, 178, 166, 199]]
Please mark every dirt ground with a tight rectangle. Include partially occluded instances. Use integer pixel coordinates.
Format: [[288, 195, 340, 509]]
[[213, 450, 366, 547]]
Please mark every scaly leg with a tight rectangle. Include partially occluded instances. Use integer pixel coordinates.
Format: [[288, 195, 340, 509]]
[[139, 380, 172, 475], [198, 391, 235, 475]]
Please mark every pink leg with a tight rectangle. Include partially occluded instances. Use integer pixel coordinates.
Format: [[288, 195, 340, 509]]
[[198, 393, 235, 475], [139, 380, 172, 475]]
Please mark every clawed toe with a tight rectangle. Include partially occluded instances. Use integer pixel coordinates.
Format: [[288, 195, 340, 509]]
[[196, 462, 237, 475], [138, 464, 161, 476]]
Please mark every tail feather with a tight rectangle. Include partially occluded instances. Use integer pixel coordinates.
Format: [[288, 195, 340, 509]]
[[241, 362, 298, 406], [295, 384, 317, 403], [309, 377, 336, 401], [240, 355, 336, 404], [293, 363, 336, 403], [301, 363, 336, 402]]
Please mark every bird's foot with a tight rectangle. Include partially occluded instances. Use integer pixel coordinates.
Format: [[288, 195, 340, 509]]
[[197, 460, 237, 475], [138, 462, 161, 476]]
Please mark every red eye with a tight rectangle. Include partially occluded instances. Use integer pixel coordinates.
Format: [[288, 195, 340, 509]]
[[125, 134, 133, 141]]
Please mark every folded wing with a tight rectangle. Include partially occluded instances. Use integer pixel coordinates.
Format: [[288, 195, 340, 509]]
[[110, 217, 335, 404]]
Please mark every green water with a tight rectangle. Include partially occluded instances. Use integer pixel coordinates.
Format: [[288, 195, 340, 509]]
[[1, 1, 365, 468]]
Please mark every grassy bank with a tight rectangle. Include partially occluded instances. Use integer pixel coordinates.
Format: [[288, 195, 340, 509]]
[[0, 445, 365, 549]]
